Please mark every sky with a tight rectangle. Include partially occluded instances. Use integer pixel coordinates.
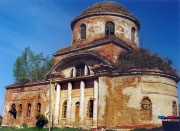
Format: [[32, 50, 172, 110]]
[[0, 0, 179, 116]]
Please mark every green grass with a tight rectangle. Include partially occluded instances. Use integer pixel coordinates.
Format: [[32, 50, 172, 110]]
[[131, 127, 162, 131], [0, 127, 89, 131]]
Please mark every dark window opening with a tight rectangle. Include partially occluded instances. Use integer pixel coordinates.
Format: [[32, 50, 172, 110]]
[[87, 99, 93, 118], [62, 100, 67, 118], [76, 64, 85, 77], [105, 21, 115, 35], [81, 24, 86, 39], [37, 103, 41, 113], [18, 104, 22, 117], [70, 69, 73, 77], [27, 104, 31, 118], [9, 103, 17, 119], [131, 27, 135, 43]]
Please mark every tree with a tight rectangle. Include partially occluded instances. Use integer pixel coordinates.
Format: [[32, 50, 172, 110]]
[[35, 113, 48, 128], [13, 47, 54, 83]]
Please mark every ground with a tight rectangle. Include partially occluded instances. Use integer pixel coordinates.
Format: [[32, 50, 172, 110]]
[[0, 126, 162, 131]]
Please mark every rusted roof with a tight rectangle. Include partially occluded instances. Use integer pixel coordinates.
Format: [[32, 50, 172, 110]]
[[82, 2, 135, 18], [6, 80, 49, 89], [54, 36, 133, 56], [71, 2, 140, 29]]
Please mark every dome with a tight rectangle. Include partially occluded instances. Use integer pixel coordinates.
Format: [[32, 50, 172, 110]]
[[71, 2, 140, 29]]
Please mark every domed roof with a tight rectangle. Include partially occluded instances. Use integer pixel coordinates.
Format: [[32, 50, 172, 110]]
[[71, 2, 140, 29], [81, 2, 134, 18]]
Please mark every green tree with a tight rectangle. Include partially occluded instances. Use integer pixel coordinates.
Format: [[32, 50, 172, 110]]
[[13, 47, 54, 83], [35, 113, 48, 128]]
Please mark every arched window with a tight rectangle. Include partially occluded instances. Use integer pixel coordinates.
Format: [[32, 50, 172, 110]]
[[9, 103, 17, 119], [76, 64, 85, 77], [27, 103, 31, 118], [37, 103, 41, 113], [172, 101, 177, 116], [141, 97, 152, 120], [87, 99, 93, 118], [80, 24, 86, 39], [105, 21, 115, 35], [62, 100, 67, 118], [18, 104, 22, 117], [131, 27, 135, 43]]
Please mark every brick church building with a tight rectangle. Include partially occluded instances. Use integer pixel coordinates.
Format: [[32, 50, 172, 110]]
[[2, 2, 179, 130]]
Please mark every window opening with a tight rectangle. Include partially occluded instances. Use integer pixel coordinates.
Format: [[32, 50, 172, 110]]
[[27, 103, 31, 118], [105, 21, 115, 35], [87, 99, 93, 118], [81, 24, 86, 39], [75, 102, 80, 122], [172, 101, 177, 116], [37, 103, 41, 113], [131, 27, 135, 43], [141, 97, 152, 120], [62, 100, 67, 118], [76, 64, 85, 77], [18, 104, 22, 117], [9, 103, 17, 119]]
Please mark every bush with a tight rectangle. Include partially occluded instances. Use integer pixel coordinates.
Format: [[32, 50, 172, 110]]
[[21, 122, 28, 128], [35, 113, 48, 128], [117, 48, 179, 77]]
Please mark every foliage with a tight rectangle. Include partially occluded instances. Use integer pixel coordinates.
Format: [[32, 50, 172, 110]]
[[21, 122, 28, 128], [13, 47, 54, 83], [117, 48, 179, 77], [35, 113, 48, 128]]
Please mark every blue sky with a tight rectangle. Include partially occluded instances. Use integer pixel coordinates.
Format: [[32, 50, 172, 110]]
[[0, 0, 179, 116]]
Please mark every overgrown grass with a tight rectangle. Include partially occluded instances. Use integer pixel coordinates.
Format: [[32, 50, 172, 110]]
[[131, 127, 162, 131], [0, 127, 89, 131], [117, 48, 179, 77]]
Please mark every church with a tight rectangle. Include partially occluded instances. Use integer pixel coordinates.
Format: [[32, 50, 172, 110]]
[[2, 2, 179, 130]]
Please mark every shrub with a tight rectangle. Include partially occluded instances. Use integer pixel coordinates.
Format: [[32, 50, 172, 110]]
[[21, 122, 28, 128], [117, 48, 179, 77], [35, 113, 48, 128]]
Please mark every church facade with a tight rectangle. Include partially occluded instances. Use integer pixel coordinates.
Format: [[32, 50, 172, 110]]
[[2, 2, 179, 130]]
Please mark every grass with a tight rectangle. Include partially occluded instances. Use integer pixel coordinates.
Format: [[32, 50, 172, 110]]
[[0, 126, 162, 131], [131, 127, 162, 131], [0, 127, 89, 131]]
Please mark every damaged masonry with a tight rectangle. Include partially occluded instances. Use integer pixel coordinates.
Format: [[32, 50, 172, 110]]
[[2, 1, 179, 130]]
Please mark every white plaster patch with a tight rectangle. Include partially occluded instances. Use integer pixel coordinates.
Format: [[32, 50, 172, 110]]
[[122, 86, 135, 95]]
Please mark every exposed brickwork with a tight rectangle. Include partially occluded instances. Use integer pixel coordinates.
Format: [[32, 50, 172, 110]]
[[3, 1, 179, 130]]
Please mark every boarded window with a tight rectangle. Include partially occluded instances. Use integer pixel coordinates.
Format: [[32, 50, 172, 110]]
[[81, 24, 86, 39], [105, 21, 115, 35], [172, 101, 177, 116], [18, 104, 22, 117], [27, 104, 31, 118], [131, 27, 135, 43], [37, 103, 41, 113], [87, 99, 93, 118], [141, 97, 152, 120], [76, 64, 85, 77], [62, 100, 67, 118]]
